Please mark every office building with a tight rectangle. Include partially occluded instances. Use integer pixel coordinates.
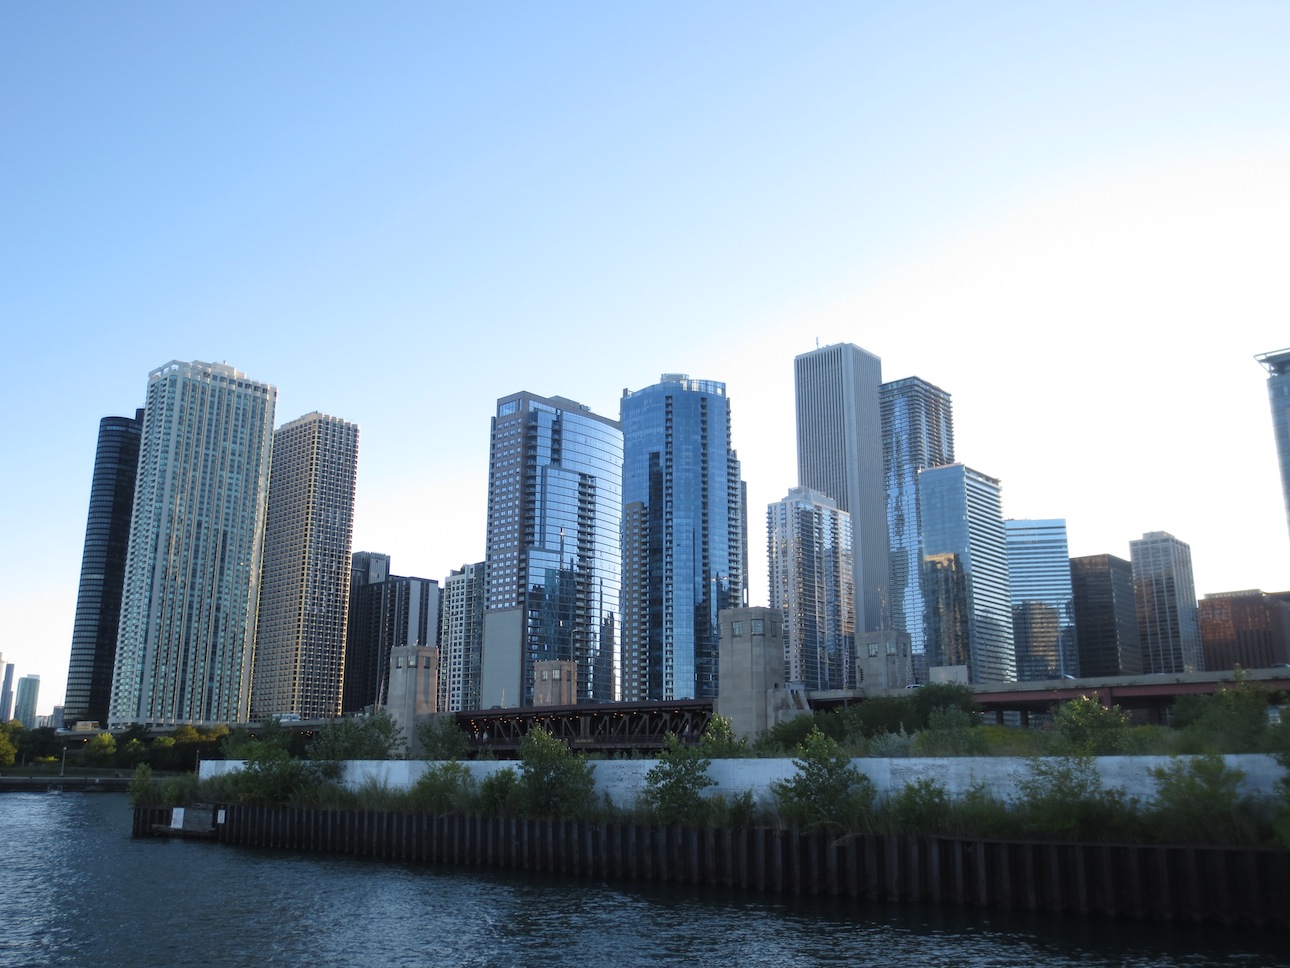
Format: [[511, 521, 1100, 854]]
[[14, 675, 39, 729], [110, 361, 276, 727], [343, 573, 439, 714], [1130, 531, 1203, 674], [767, 486, 855, 689], [65, 411, 144, 727], [1256, 348, 1290, 537], [881, 376, 954, 675], [919, 464, 1015, 682], [0, 655, 13, 722], [795, 344, 889, 632], [439, 562, 485, 712], [478, 392, 623, 708], [1005, 519, 1077, 680], [251, 412, 360, 719], [1070, 554, 1142, 677], [621, 375, 745, 701], [1199, 590, 1290, 671]]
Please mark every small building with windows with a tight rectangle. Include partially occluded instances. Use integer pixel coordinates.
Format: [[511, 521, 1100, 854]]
[[855, 631, 913, 689], [716, 607, 809, 739]]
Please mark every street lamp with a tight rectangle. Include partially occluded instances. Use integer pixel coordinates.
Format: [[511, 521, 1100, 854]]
[[60, 745, 67, 777]]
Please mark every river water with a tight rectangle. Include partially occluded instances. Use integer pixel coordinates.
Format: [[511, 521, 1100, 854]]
[[1, 793, 1283, 968]]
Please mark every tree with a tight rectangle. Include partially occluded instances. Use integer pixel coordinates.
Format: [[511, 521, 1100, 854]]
[[771, 726, 875, 831], [80, 733, 118, 768], [1050, 696, 1130, 755], [307, 711, 408, 763], [643, 733, 716, 824], [698, 716, 749, 758], [517, 728, 596, 819], [0, 727, 16, 767], [416, 716, 471, 761], [1172, 674, 1272, 753]]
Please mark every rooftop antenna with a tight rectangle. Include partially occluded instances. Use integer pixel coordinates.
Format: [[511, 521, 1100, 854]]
[[815, 337, 820, 349]]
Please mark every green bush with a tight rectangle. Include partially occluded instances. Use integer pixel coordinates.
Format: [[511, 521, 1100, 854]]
[[887, 778, 952, 834], [307, 711, 408, 763], [698, 716, 749, 758], [772, 727, 876, 832], [1047, 697, 1130, 755], [516, 730, 597, 819], [416, 716, 471, 761], [128, 764, 158, 806], [1147, 754, 1266, 845], [912, 707, 988, 756], [1013, 756, 1139, 842], [1171, 674, 1274, 754], [479, 767, 521, 816], [642, 733, 715, 824], [408, 761, 478, 814], [868, 726, 914, 758]]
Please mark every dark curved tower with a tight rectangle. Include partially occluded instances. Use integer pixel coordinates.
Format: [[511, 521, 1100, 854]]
[[63, 410, 143, 726]]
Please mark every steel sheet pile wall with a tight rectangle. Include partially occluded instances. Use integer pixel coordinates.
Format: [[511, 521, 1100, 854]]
[[138, 806, 1290, 927]]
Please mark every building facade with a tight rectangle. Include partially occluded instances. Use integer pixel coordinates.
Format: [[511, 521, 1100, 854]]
[[1256, 348, 1290, 538], [621, 375, 745, 701], [479, 392, 622, 708], [109, 361, 276, 727], [251, 412, 360, 719], [1199, 590, 1290, 671], [918, 464, 1015, 682], [1005, 519, 1077, 680], [794, 344, 889, 633], [14, 675, 40, 729], [65, 411, 144, 727], [439, 562, 486, 712], [1130, 531, 1203, 674], [0, 656, 12, 722], [1070, 554, 1143, 677], [343, 573, 440, 714], [880, 376, 954, 676], [767, 486, 855, 690]]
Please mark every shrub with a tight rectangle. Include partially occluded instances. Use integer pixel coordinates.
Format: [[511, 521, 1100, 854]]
[[479, 767, 521, 816], [408, 761, 478, 814], [1147, 754, 1265, 845], [708, 790, 760, 830], [887, 778, 952, 834], [772, 727, 876, 832], [642, 733, 715, 824], [1171, 673, 1273, 754], [417, 716, 471, 761], [912, 707, 987, 756], [128, 764, 158, 806], [1013, 756, 1139, 842], [517, 730, 597, 819], [698, 716, 749, 758], [1047, 696, 1130, 755], [868, 726, 914, 758], [307, 711, 408, 763]]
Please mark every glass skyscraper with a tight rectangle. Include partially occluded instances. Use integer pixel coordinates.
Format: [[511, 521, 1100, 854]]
[[251, 412, 360, 719], [794, 344, 889, 633], [1256, 348, 1290, 538], [1005, 518, 1077, 680], [479, 392, 622, 707], [110, 361, 276, 727], [621, 375, 744, 701], [881, 376, 954, 677], [919, 464, 1015, 682], [64, 410, 143, 726], [768, 486, 855, 690], [1130, 531, 1203, 674], [1070, 554, 1143, 677], [439, 561, 485, 712], [343, 571, 439, 713]]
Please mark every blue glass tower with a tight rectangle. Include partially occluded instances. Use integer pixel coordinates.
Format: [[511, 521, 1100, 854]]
[[621, 375, 744, 701], [479, 392, 622, 707], [881, 377, 954, 679], [1005, 518, 1077, 680], [1257, 349, 1290, 539], [919, 464, 1015, 683]]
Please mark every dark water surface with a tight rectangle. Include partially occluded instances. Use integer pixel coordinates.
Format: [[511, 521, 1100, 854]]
[[1, 793, 1283, 968]]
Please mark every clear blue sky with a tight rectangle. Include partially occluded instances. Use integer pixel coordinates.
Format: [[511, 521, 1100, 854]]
[[4, 2, 1289, 714]]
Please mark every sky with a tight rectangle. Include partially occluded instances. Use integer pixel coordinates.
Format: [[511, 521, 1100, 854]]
[[3, 2, 1289, 716]]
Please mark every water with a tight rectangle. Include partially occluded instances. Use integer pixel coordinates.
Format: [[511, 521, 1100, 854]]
[[1, 793, 1284, 968]]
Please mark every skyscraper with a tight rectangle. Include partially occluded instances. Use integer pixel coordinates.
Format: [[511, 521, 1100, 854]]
[[881, 376, 954, 674], [14, 675, 40, 729], [767, 486, 855, 689], [0, 656, 13, 722], [251, 412, 360, 719], [919, 464, 1015, 682], [109, 361, 276, 727], [795, 343, 889, 633], [1070, 554, 1143, 677], [621, 375, 744, 701], [1199, 590, 1290, 671], [479, 392, 622, 708], [65, 411, 144, 726], [343, 572, 439, 714], [1256, 348, 1290, 537], [1005, 519, 1077, 680], [1130, 531, 1203, 674], [439, 562, 485, 712]]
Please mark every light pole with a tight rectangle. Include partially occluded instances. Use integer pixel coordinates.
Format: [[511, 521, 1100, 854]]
[[60, 745, 67, 777]]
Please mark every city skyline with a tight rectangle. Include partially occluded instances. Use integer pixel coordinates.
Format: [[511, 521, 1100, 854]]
[[5, 4, 1290, 713]]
